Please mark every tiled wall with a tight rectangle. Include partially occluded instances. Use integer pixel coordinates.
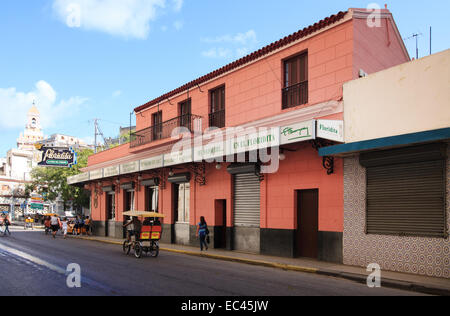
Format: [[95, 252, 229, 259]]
[[343, 149, 450, 278]]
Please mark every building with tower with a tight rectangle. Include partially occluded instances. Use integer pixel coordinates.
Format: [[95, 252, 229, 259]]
[[17, 103, 44, 151]]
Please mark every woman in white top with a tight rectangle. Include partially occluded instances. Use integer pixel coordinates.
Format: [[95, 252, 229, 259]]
[[62, 218, 68, 239]]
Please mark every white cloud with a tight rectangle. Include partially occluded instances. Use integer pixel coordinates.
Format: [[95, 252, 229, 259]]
[[52, 0, 167, 39], [0, 81, 87, 130], [112, 90, 122, 98], [173, 20, 183, 31], [201, 48, 232, 59], [172, 0, 183, 12], [201, 30, 258, 59], [202, 30, 257, 45]]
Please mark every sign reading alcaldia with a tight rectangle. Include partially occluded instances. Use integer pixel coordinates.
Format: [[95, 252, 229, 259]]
[[36, 147, 77, 168]]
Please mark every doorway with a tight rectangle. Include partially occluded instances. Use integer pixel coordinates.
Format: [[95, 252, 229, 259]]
[[296, 189, 319, 259], [214, 199, 227, 249]]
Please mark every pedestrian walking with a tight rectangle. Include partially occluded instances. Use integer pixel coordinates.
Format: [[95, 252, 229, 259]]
[[196, 216, 209, 251], [84, 216, 91, 236], [2, 215, 11, 236], [62, 218, 68, 239], [44, 216, 51, 235], [50, 215, 61, 239]]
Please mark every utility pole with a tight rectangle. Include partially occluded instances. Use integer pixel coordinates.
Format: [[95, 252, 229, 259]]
[[404, 33, 423, 60], [93, 119, 110, 153], [94, 118, 98, 154]]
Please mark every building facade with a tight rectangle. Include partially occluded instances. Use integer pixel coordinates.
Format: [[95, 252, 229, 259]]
[[41, 134, 93, 151], [69, 8, 410, 263], [320, 50, 450, 277]]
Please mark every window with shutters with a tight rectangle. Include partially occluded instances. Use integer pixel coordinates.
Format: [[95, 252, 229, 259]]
[[361, 143, 447, 238], [209, 85, 225, 128], [178, 99, 192, 130], [152, 111, 163, 141], [282, 52, 308, 109]]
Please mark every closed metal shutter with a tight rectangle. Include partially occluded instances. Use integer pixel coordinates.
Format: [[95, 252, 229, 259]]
[[362, 144, 447, 238], [234, 173, 261, 227]]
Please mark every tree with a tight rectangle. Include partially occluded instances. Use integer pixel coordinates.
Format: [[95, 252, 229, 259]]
[[29, 149, 94, 213]]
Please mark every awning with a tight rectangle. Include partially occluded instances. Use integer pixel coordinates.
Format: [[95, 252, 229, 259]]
[[102, 186, 115, 193], [227, 163, 260, 175], [120, 182, 135, 191], [168, 173, 191, 184], [319, 128, 450, 157], [141, 178, 159, 187]]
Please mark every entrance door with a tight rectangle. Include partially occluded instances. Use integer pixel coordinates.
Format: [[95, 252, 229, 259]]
[[214, 199, 227, 248], [174, 183, 190, 245], [145, 186, 159, 212], [296, 190, 319, 259], [106, 192, 116, 237]]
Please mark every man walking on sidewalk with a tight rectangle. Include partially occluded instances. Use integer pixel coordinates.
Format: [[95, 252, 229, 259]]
[[2, 215, 11, 236]]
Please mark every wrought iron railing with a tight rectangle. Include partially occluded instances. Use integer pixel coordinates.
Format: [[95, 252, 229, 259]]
[[282, 81, 308, 109], [209, 110, 225, 128], [130, 114, 202, 148]]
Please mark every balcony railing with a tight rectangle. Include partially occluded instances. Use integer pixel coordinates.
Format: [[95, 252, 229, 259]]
[[209, 110, 225, 128], [130, 114, 202, 148], [282, 81, 308, 109]]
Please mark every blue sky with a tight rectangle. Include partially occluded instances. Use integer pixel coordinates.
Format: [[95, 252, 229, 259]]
[[0, 0, 449, 156]]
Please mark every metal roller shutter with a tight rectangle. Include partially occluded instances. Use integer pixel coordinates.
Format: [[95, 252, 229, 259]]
[[363, 144, 447, 238], [234, 173, 261, 227]]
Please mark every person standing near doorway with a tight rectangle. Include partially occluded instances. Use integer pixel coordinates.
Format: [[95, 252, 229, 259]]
[[196, 216, 209, 251]]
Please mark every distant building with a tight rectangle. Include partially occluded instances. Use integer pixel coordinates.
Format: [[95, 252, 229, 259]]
[[104, 126, 136, 147], [1, 104, 92, 218], [17, 103, 44, 151], [41, 134, 94, 151]]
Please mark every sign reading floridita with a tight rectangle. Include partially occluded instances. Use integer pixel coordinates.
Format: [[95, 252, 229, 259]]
[[68, 119, 345, 184], [36, 146, 77, 168], [317, 120, 344, 142]]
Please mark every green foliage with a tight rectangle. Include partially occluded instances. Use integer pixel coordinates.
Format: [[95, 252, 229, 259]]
[[29, 149, 94, 211]]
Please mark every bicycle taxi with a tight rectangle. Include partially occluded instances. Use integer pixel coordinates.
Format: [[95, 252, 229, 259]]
[[122, 211, 165, 259]]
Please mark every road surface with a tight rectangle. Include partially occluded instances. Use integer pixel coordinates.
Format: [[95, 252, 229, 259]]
[[0, 227, 424, 297]]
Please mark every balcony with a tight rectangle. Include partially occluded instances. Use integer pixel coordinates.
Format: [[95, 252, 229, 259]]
[[130, 114, 202, 148], [209, 110, 225, 128], [282, 81, 308, 109]]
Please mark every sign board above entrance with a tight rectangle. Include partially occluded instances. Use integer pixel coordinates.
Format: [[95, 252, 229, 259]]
[[317, 120, 344, 142], [280, 120, 316, 145]]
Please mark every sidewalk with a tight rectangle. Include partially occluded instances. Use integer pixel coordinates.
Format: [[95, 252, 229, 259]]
[[69, 234, 450, 296], [12, 221, 45, 229]]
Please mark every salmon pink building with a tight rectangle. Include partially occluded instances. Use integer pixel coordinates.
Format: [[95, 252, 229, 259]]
[[69, 8, 410, 263]]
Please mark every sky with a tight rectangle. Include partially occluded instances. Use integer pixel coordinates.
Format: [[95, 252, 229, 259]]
[[0, 0, 449, 156]]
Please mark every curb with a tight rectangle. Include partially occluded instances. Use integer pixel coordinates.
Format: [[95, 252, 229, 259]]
[[71, 235, 449, 296], [316, 270, 450, 296]]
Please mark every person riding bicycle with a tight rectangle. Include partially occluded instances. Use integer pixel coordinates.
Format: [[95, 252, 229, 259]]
[[123, 217, 142, 244]]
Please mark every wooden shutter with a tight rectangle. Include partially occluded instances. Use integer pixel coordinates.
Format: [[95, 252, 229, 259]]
[[361, 143, 447, 238]]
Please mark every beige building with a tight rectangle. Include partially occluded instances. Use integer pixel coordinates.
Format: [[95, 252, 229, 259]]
[[320, 49, 450, 279]]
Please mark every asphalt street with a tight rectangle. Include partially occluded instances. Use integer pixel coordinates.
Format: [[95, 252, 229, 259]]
[[0, 227, 425, 297]]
